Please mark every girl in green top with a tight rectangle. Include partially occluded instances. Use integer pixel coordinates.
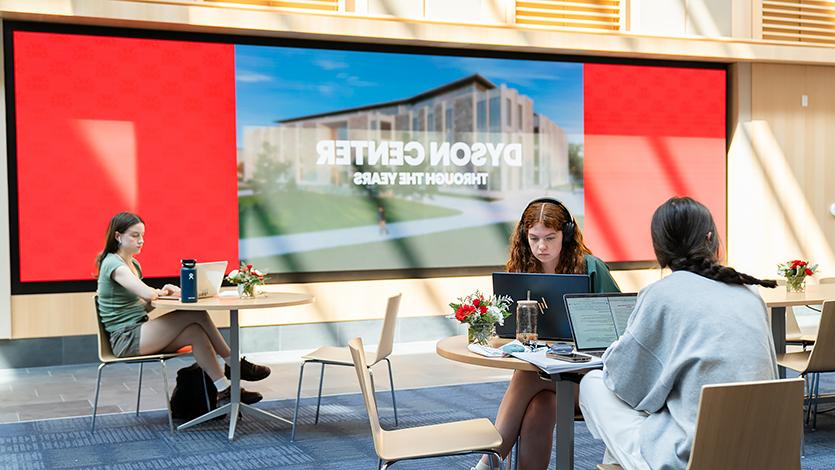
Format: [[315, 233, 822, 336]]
[[473, 198, 619, 470], [95, 212, 269, 404]]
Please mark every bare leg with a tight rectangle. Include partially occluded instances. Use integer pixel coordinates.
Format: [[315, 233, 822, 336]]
[[141, 310, 231, 358], [480, 370, 555, 466], [139, 312, 227, 380], [518, 390, 556, 470]]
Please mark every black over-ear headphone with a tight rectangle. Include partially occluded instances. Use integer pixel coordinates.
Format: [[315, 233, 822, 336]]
[[519, 198, 576, 249]]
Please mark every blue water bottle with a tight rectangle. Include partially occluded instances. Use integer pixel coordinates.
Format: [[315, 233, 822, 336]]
[[180, 259, 197, 303]]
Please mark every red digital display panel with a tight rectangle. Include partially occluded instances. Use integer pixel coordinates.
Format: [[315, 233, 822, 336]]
[[583, 63, 726, 262], [13, 31, 239, 282]]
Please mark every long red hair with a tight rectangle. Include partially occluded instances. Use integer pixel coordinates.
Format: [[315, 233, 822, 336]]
[[505, 202, 591, 274]]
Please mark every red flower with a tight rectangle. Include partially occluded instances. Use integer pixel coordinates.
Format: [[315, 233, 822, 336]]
[[480, 305, 488, 314], [805, 268, 814, 276], [455, 307, 467, 321], [246, 264, 253, 270], [472, 299, 480, 307]]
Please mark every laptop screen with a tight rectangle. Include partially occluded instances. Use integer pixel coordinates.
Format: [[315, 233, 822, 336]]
[[564, 293, 637, 351], [492, 272, 590, 341]]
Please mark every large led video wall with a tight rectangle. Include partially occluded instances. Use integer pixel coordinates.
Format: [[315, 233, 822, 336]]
[[6, 23, 726, 290]]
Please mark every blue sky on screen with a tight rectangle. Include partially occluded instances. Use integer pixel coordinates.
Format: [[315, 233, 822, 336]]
[[234, 44, 583, 145]]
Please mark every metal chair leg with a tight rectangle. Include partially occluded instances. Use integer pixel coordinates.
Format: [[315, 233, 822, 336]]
[[813, 373, 820, 430], [290, 361, 307, 442], [513, 435, 520, 470], [90, 362, 106, 433], [377, 458, 383, 470], [383, 357, 398, 427], [314, 363, 326, 425], [490, 451, 505, 470], [488, 454, 494, 470], [160, 360, 174, 433], [135, 362, 144, 416]]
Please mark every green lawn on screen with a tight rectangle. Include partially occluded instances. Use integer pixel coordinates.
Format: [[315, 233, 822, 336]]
[[239, 189, 460, 238], [248, 221, 518, 274]]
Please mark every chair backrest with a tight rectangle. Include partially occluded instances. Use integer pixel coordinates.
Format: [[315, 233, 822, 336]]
[[687, 378, 803, 470], [373, 293, 402, 364], [819, 276, 835, 285], [785, 307, 803, 337], [806, 301, 835, 373], [349, 337, 385, 453], [93, 296, 117, 362]]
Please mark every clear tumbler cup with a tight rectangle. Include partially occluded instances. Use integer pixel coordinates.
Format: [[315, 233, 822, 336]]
[[516, 300, 541, 346]]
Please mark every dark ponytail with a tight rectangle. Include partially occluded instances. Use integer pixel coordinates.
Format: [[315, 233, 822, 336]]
[[651, 197, 777, 288]]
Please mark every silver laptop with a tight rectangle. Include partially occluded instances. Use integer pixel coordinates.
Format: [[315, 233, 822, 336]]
[[195, 261, 228, 298], [159, 261, 228, 300], [564, 292, 637, 356]]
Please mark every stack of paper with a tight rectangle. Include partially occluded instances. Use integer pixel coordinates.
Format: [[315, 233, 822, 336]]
[[510, 350, 602, 374]]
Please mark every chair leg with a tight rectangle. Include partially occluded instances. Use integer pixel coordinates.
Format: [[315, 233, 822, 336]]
[[160, 360, 174, 433], [812, 373, 820, 430], [90, 363, 106, 433], [377, 458, 383, 470], [135, 362, 144, 416], [314, 363, 326, 425], [291, 361, 307, 442], [369, 368, 380, 419], [513, 435, 520, 470], [383, 357, 398, 427], [490, 451, 505, 470]]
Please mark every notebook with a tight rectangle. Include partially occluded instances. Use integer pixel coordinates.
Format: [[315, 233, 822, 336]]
[[158, 261, 228, 300], [563, 292, 638, 355]]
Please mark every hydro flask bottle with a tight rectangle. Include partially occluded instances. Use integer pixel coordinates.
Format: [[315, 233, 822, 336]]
[[180, 259, 197, 303]]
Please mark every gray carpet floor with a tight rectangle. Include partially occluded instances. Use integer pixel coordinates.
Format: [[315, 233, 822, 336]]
[[1, 380, 834, 469]]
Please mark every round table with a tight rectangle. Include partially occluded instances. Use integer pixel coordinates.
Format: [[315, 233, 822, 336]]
[[153, 289, 314, 440], [436, 335, 583, 470], [435, 335, 539, 372]]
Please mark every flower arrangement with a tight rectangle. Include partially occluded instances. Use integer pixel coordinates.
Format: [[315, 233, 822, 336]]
[[777, 259, 818, 293], [226, 263, 267, 298], [449, 291, 513, 345]]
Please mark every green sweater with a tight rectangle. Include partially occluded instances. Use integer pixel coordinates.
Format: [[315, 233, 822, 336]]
[[585, 254, 620, 293]]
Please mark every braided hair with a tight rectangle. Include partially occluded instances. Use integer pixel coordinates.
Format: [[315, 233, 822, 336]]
[[651, 197, 776, 288]]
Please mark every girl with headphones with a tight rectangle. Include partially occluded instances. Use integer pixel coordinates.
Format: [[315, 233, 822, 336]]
[[473, 198, 619, 470]]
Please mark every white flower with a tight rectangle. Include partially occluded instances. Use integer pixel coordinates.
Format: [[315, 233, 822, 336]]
[[252, 269, 263, 276], [228, 269, 239, 278]]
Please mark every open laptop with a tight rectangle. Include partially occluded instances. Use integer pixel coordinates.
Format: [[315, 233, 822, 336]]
[[564, 292, 638, 356], [493, 273, 590, 341], [159, 261, 228, 300]]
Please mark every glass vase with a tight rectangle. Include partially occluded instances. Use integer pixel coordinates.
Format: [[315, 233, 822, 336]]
[[237, 283, 256, 298], [786, 276, 806, 293], [467, 323, 496, 346]]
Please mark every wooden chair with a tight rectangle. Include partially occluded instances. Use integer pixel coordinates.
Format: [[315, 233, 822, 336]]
[[91, 297, 202, 433], [349, 337, 504, 470], [775, 279, 816, 349], [597, 378, 804, 470], [778, 301, 835, 430], [291, 293, 401, 441]]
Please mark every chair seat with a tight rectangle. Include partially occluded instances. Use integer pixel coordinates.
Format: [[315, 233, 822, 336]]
[[302, 346, 371, 365], [786, 333, 816, 345], [100, 350, 188, 363], [378, 418, 502, 461], [597, 465, 623, 470], [776, 350, 812, 373]]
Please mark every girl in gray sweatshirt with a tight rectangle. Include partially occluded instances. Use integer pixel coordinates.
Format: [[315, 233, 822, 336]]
[[581, 197, 779, 470]]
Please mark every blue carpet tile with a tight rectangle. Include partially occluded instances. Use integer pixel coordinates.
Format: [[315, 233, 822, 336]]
[[1, 380, 834, 469]]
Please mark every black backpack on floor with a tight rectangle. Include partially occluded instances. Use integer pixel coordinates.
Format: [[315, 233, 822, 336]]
[[170, 363, 217, 421]]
